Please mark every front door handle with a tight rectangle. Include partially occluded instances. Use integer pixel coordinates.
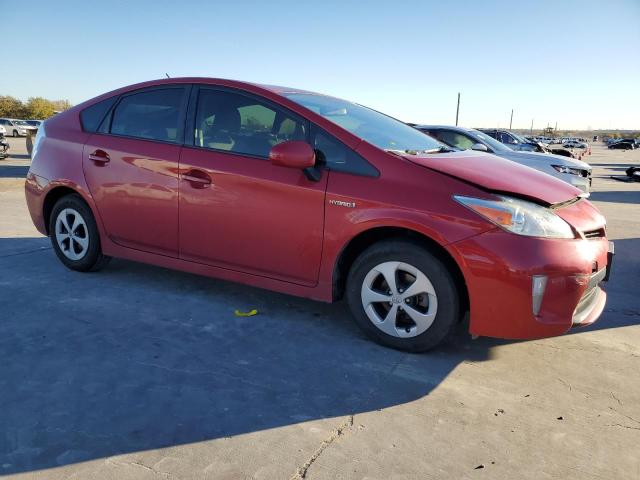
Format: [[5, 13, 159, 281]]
[[182, 170, 212, 188], [88, 149, 110, 164]]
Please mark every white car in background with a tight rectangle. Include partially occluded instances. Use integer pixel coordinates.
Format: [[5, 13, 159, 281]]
[[0, 124, 6, 136], [563, 139, 588, 149], [0, 118, 36, 137]]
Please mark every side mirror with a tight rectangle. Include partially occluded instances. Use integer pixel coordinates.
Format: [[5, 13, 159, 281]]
[[471, 143, 489, 152], [269, 141, 316, 169]]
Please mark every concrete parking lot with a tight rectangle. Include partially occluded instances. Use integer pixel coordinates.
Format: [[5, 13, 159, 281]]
[[0, 137, 638, 479]]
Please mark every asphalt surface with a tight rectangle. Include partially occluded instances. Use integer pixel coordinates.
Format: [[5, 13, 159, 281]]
[[0, 137, 639, 479]]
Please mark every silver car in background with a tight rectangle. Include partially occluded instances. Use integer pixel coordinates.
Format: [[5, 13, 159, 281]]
[[0, 119, 36, 137], [415, 125, 592, 193]]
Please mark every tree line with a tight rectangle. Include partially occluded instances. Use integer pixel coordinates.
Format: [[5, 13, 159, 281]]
[[0, 96, 72, 120]]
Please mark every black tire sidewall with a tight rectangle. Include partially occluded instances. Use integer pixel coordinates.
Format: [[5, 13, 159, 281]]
[[49, 194, 104, 272], [346, 240, 460, 352]]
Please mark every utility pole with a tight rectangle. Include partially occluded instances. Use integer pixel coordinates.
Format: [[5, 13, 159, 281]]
[[554, 121, 557, 133], [455, 92, 460, 126], [509, 109, 514, 130], [530, 119, 534, 135]]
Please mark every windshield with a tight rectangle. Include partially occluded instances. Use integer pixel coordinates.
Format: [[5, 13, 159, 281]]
[[15, 121, 29, 126], [467, 129, 512, 152], [284, 93, 444, 152]]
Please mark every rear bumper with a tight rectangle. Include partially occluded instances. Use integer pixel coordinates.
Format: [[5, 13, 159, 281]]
[[447, 229, 610, 339], [24, 172, 49, 235]]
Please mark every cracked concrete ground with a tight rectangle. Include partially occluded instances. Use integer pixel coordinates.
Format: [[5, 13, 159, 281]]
[[0, 138, 638, 479]]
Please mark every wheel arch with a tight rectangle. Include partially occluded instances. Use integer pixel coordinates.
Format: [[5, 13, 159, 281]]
[[332, 226, 469, 314], [42, 185, 88, 235]]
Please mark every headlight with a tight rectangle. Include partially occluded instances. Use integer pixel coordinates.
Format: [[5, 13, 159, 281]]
[[454, 195, 575, 239], [552, 165, 585, 176]]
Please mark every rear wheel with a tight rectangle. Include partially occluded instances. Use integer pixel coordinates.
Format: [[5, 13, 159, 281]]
[[49, 194, 110, 272], [346, 240, 461, 352]]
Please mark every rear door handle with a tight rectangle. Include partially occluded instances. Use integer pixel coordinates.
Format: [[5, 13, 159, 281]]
[[88, 150, 110, 164], [182, 170, 212, 187]]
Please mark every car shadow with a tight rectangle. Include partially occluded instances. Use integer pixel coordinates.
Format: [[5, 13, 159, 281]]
[[0, 165, 30, 178], [589, 191, 640, 204], [0, 237, 498, 475], [4, 153, 31, 160], [589, 163, 639, 168]]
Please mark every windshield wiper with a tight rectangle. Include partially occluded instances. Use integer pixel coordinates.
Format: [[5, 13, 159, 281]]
[[423, 146, 455, 153], [384, 149, 413, 156], [385, 146, 454, 156]]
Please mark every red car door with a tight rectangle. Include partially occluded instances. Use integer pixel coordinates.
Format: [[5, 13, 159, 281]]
[[83, 86, 188, 257], [178, 87, 327, 286]]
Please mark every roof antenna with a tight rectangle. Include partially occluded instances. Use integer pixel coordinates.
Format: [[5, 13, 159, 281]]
[[165, 73, 170, 78]]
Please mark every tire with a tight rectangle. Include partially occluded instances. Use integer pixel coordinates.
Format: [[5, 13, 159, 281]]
[[346, 240, 461, 352], [13, 130, 18, 137], [49, 194, 111, 272]]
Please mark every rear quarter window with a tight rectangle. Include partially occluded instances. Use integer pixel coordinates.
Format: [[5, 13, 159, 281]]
[[110, 88, 184, 143], [80, 96, 118, 133]]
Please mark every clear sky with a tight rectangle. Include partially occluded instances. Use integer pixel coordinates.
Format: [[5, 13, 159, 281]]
[[2, 0, 639, 130]]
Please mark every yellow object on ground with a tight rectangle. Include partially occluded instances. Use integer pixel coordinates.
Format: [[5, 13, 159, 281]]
[[234, 309, 258, 317]]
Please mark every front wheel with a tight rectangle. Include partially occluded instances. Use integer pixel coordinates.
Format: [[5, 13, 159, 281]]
[[346, 240, 461, 352], [13, 130, 19, 137], [49, 194, 110, 272]]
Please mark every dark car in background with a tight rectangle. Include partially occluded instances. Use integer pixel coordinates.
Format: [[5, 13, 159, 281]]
[[478, 129, 542, 152], [480, 128, 580, 158], [608, 139, 637, 150]]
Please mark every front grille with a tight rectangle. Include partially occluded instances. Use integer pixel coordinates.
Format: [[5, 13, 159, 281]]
[[583, 228, 605, 239]]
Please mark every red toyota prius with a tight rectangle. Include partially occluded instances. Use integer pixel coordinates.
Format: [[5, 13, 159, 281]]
[[25, 78, 613, 351]]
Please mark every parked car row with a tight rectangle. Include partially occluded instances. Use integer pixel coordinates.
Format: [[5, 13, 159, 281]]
[[25, 77, 613, 352], [414, 125, 592, 192], [0, 118, 40, 137], [475, 129, 582, 159]]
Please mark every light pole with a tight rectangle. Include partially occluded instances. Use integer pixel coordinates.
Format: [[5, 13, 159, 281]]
[[509, 109, 514, 130], [455, 92, 460, 126]]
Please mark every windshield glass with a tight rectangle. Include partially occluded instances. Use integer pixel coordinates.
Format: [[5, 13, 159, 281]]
[[467, 129, 512, 152], [15, 121, 29, 126], [284, 93, 444, 152]]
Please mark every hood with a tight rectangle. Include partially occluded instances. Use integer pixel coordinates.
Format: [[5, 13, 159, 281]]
[[498, 150, 591, 170], [403, 150, 582, 205]]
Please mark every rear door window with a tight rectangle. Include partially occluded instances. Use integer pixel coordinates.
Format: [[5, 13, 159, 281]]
[[110, 88, 186, 143]]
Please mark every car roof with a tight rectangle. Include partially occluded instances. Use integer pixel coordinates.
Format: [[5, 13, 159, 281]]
[[73, 77, 332, 114], [99, 77, 320, 99], [68, 77, 366, 151]]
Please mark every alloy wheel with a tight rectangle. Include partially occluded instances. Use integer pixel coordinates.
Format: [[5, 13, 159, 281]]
[[54, 208, 89, 261], [361, 261, 438, 338]]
